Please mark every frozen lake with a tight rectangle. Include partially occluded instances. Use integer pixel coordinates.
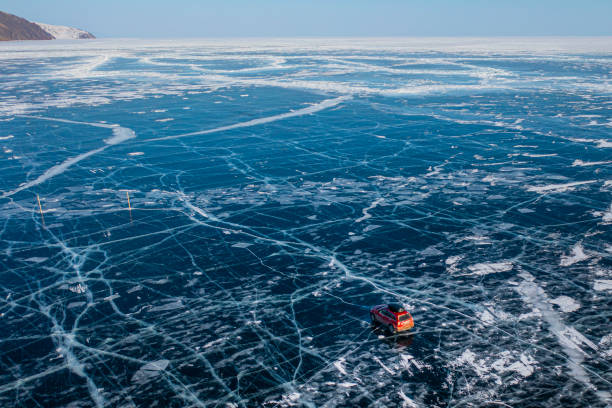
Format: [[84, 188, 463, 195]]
[[0, 38, 611, 407]]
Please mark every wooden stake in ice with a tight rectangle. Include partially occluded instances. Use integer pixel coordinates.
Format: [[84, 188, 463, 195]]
[[126, 190, 132, 222], [36, 194, 45, 227]]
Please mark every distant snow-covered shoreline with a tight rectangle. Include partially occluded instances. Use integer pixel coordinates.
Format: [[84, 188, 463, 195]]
[[34, 22, 95, 40]]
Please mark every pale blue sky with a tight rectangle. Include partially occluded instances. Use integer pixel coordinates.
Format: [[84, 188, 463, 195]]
[[2, 0, 611, 38]]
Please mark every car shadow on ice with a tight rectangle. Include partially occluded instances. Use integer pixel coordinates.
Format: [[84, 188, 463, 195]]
[[368, 318, 415, 348]]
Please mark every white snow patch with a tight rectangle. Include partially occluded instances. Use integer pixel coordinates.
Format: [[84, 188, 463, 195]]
[[333, 358, 347, 375], [526, 180, 596, 194], [458, 235, 492, 245], [598, 140, 612, 147], [456, 349, 489, 377], [373, 356, 395, 375], [560, 243, 590, 266], [572, 159, 612, 167], [594, 279, 612, 291], [131, 360, 170, 384], [232, 242, 252, 248], [560, 326, 598, 351], [549, 296, 581, 313], [126, 285, 142, 294], [67, 284, 87, 294], [363, 224, 381, 233], [67, 301, 86, 309], [149, 300, 183, 312], [338, 382, 357, 388], [568, 138, 612, 148], [523, 153, 557, 158], [420, 246, 444, 257], [601, 204, 612, 224], [477, 310, 496, 325], [445, 255, 463, 274], [398, 390, 418, 408], [467, 261, 513, 275], [515, 272, 605, 398], [355, 198, 384, 223], [103, 294, 120, 302], [506, 353, 536, 377], [105, 127, 136, 145], [518, 208, 535, 214], [599, 335, 612, 358], [25, 257, 47, 263]]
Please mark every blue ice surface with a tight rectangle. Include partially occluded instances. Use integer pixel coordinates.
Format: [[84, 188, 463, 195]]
[[0, 38, 611, 407]]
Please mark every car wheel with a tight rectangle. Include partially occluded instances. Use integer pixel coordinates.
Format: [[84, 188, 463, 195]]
[[387, 325, 396, 335], [370, 313, 376, 324]]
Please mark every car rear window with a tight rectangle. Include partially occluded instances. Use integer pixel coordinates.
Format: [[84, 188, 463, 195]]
[[382, 310, 394, 319], [399, 314, 411, 321]]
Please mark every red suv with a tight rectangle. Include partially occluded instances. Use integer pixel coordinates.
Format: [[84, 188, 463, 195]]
[[370, 303, 414, 334]]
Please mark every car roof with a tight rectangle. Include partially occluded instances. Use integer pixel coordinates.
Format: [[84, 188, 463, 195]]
[[388, 303, 406, 313]]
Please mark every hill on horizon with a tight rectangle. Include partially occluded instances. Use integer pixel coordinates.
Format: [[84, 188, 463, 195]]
[[0, 10, 94, 41]]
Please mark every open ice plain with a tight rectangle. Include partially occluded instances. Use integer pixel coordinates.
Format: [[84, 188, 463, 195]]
[[0, 38, 611, 407]]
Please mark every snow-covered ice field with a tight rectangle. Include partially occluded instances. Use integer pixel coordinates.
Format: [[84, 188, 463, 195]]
[[0, 38, 611, 407]]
